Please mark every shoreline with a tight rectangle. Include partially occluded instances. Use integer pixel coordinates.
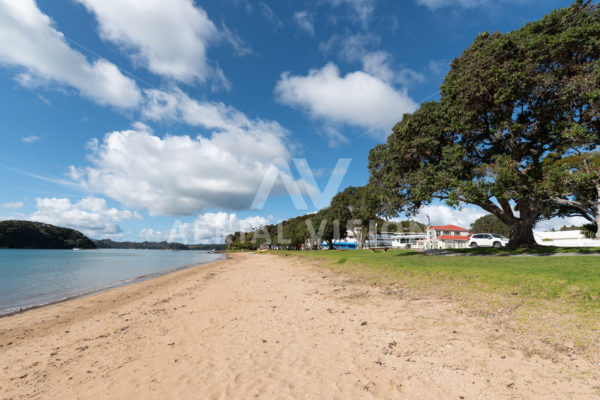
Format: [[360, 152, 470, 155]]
[[0, 254, 227, 318], [0, 254, 232, 348], [2, 252, 598, 399]]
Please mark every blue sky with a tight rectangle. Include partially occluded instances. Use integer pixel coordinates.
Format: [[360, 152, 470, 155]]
[[0, 0, 583, 242]]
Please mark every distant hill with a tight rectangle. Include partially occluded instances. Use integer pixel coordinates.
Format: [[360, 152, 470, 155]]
[[0, 220, 96, 249], [94, 239, 226, 251]]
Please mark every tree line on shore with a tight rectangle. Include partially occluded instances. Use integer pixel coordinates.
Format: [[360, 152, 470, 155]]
[[0, 220, 228, 250], [0, 220, 96, 249], [226, 189, 426, 250], [94, 239, 226, 251]]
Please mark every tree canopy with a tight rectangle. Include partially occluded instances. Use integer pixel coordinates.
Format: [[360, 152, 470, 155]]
[[369, 0, 600, 247], [329, 185, 381, 248], [470, 215, 510, 236]]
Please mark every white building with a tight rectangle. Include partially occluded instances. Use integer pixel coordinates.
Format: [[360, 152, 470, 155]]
[[426, 225, 471, 249], [362, 225, 472, 250], [365, 231, 412, 248], [390, 233, 427, 249], [318, 224, 475, 250]]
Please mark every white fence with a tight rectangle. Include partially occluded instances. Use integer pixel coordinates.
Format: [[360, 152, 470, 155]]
[[534, 230, 600, 247]]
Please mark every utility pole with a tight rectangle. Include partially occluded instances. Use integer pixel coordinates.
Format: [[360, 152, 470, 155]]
[[374, 222, 377, 247], [426, 215, 431, 250]]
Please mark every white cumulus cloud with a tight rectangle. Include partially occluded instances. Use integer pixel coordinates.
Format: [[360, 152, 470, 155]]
[[138, 228, 168, 242], [77, 0, 227, 86], [275, 63, 417, 134], [69, 109, 297, 216], [0, 0, 141, 108], [28, 196, 141, 237], [410, 203, 488, 229], [169, 212, 270, 244], [361, 51, 425, 86], [141, 88, 289, 149], [320, 33, 424, 87], [142, 212, 269, 244]]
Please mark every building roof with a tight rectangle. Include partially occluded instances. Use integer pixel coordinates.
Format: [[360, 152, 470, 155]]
[[430, 224, 469, 231], [436, 235, 471, 241]]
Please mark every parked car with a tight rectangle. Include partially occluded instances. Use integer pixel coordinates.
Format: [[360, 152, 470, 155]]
[[468, 233, 509, 248]]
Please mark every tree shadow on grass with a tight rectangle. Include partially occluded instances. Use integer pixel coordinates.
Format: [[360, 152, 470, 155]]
[[393, 252, 423, 257]]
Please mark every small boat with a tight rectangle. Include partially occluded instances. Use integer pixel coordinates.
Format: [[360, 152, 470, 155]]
[[73, 239, 81, 251]]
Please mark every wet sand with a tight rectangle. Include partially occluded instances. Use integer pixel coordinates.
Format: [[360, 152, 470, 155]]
[[1, 253, 598, 399]]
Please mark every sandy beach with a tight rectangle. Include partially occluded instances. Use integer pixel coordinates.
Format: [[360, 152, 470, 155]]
[[1, 253, 599, 399]]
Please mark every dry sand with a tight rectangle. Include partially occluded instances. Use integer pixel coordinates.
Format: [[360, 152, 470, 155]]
[[1, 253, 599, 399]]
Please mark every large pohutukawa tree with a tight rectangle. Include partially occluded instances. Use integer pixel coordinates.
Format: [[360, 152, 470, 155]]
[[368, 0, 600, 247]]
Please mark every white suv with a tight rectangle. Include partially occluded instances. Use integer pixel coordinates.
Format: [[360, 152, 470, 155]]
[[468, 233, 509, 248]]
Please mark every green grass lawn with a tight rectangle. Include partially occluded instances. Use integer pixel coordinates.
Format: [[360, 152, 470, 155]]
[[270, 249, 600, 354], [451, 246, 600, 255]]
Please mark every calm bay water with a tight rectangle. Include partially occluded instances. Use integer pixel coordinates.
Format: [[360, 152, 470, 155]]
[[0, 249, 225, 315]]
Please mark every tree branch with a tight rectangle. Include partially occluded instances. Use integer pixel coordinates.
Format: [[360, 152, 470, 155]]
[[497, 198, 516, 222], [478, 199, 513, 225], [551, 197, 594, 221]]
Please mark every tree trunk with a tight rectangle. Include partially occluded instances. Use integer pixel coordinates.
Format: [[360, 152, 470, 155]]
[[359, 227, 368, 249], [508, 201, 539, 248], [509, 220, 537, 248]]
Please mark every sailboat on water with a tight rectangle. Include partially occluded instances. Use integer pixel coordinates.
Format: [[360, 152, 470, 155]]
[[73, 239, 81, 251]]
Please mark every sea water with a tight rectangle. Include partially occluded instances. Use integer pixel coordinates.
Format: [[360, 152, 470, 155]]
[[0, 249, 225, 315]]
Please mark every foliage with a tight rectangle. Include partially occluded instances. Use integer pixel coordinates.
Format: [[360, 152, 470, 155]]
[[470, 214, 510, 236], [544, 152, 600, 238], [0, 220, 96, 249], [330, 185, 382, 248], [558, 225, 585, 231], [582, 223, 598, 238], [226, 213, 315, 250], [368, 1, 600, 248], [310, 207, 348, 250], [226, 184, 427, 250]]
